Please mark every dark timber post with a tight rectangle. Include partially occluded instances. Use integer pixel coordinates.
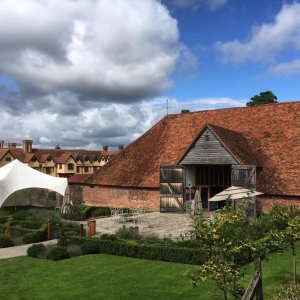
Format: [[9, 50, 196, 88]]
[[47, 219, 52, 240], [254, 258, 263, 300]]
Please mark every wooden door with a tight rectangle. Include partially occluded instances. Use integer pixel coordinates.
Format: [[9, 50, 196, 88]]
[[160, 165, 184, 212], [231, 165, 256, 188], [231, 165, 257, 217]]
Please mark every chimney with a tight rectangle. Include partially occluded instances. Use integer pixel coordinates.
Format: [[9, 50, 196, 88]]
[[118, 145, 125, 151], [22, 140, 33, 153], [8, 142, 16, 148], [0, 140, 4, 148], [103, 145, 108, 151]]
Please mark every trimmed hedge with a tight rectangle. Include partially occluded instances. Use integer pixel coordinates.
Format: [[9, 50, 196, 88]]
[[71, 236, 209, 265], [47, 246, 70, 261], [0, 234, 14, 248], [27, 243, 46, 258]]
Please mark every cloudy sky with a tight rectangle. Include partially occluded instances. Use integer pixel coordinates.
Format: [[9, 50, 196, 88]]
[[0, 0, 299, 149]]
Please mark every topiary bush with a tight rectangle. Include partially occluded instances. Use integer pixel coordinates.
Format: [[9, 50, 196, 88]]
[[0, 234, 14, 248], [27, 243, 46, 258], [81, 240, 99, 255], [47, 246, 70, 261], [67, 245, 82, 257], [23, 230, 46, 244], [12, 210, 31, 220]]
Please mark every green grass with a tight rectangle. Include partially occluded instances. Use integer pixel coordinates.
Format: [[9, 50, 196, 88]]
[[0, 244, 299, 299]]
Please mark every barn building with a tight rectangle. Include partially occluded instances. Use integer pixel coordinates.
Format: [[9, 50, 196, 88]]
[[82, 101, 300, 213]]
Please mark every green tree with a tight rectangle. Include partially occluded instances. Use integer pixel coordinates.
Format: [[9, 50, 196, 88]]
[[246, 91, 278, 106], [181, 109, 190, 114]]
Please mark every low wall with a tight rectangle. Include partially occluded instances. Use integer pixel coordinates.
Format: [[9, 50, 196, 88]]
[[257, 195, 300, 214], [82, 185, 160, 211]]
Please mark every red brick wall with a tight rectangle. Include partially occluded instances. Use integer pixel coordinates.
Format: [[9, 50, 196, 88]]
[[257, 196, 300, 214], [83, 185, 160, 211]]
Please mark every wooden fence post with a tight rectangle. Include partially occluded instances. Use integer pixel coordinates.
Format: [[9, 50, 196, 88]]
[[47, 219, 52, 240], [80, 224, 84, 236], [254, 258, 263, 300]]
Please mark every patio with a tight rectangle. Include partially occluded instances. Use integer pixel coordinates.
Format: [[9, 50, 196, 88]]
[[90, 212, 202, 238]]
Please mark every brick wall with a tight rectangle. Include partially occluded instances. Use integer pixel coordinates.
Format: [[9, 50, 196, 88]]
[[257, 196, 300, 214], [83, 185, 160, 211]]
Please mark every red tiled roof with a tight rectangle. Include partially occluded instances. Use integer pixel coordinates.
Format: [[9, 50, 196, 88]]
[[0, 147, 118, 165], [85, 101, 300, 197], [68, 173, 90, 184]]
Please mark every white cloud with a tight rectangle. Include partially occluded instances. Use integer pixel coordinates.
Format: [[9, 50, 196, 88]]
[[0, 95, 246, 149], [167, 97, 245, 113], [0, 0, 179, 101], [172, 0, 228, 11], [268, 59, 300, 76], [216, 2, 300, 64]]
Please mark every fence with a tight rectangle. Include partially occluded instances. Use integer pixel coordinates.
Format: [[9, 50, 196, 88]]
[[242, 259, 263, 300]]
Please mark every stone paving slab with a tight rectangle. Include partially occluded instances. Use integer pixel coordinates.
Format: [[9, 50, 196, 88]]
[[92, 212, 197, 239], [0, 239, 58, 260]]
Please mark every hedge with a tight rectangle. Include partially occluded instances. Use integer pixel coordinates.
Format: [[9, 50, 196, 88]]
[[71, 236, 209, 265]]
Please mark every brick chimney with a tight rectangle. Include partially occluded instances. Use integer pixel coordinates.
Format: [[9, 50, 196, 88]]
[[22, 140, 33, 153], [0, 140, 4, 148], [118, 145, 125, 150], [8, 142, 16, 148], [103, 145, 108, 151]]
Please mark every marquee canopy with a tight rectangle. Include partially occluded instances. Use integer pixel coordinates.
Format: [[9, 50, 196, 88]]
[[0, 159, 68, 207]]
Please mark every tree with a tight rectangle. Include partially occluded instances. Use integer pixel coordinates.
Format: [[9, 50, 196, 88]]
[[246, 91, 278, 107], [181, 109, 190, 114]]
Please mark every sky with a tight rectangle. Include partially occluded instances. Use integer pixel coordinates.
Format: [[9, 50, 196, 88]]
[[0, 0, 299, 149]]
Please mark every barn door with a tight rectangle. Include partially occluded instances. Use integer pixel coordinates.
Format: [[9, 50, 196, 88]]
[[231, 165, 257, 217], [160, 165, 185, 212], [231, 165, 256, 188]]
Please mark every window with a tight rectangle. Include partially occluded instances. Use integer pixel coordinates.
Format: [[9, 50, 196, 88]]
[[58, 164, 62, 169], [5, 157, 11, 162], [76, 166, 80, 173], [31, 157, 37, 162], [67, 163, 74, 171], [84, 166, 89, 173], [93, 166, 97, 172], [47, 157, 52, 161]]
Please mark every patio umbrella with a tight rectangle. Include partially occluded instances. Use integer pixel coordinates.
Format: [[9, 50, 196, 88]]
[[208, 186, 263, 202], [60, 186, 73, 215]]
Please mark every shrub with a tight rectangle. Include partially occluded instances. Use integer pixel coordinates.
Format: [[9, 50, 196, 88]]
[[0, 234, 14, 248], [67, 245, 82, 257], [81, 240, 99, 255], [272, 284, 300, 300], [47, 246, 70, 261], [0, 216, 9, 224], [90, 207, 111, 217], [27, 243, 46, 258], [12, 210, 31, 220], [13, 220, 44, 230], [23, 230, 46, 244], [100, 233, 118, 241], [70, 237, 209, 265], [115, 228, 143, 241]]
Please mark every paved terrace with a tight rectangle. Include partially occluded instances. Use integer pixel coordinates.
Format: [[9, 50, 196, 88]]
[[91, 212, 202, 238]]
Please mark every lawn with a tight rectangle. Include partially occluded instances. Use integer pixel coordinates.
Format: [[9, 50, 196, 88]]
[[0, 243, 299, 300]]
